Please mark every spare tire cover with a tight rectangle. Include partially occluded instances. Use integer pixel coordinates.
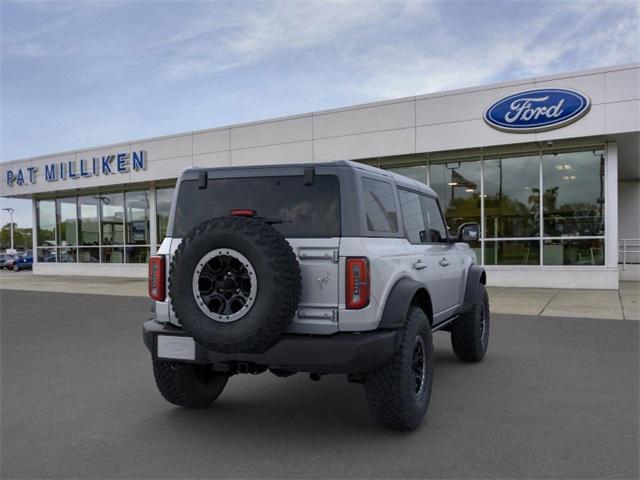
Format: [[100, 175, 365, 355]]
[[169, 216, 301, 353]]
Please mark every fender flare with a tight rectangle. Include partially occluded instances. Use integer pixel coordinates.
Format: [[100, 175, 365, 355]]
[[378, 277, 431, 329], [460, 265, 486, 313]]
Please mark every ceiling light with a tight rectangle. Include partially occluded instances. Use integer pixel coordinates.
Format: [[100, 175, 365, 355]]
[[570, 175, 576, 180], [448, 182, 459, 186], [465, 188, 474, 192], [555, 165, 564, 171], [564, 164, 572, 170], [563, 176, 570, 180]]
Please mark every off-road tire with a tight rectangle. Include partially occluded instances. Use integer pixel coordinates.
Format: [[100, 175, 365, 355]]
[[450, 283, 490, 362], [169, 216, 301, 354], [364, 306, 433, 430], [153, 361, 228, 408]]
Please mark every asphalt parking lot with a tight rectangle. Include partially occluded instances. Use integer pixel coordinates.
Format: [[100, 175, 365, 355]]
[[1, 290, 638, 479]]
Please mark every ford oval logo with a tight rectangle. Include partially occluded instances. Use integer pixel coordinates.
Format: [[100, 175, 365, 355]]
[[484, 88, 591, 133]]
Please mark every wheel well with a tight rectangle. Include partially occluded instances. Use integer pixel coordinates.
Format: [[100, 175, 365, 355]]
[[411, 288, 433, 326]]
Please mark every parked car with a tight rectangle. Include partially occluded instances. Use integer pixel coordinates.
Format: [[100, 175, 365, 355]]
[[0, 253, 15, 269], [144, 161, 489, 430], [12, 252, 33, 271]]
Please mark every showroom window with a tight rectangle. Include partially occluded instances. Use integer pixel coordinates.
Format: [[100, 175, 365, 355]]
[[78, 195, 100, 262], [36, 199, 56, 262], [56, 197, 77, 262], [386, 146, 606, 266], [35, 189, 155, 265], [125, 190, 150, 263], [542, 150, 605, 265], [156, 187, 174, 243]]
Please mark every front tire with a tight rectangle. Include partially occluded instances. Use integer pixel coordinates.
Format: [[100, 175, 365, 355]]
[[364, 306, 433, 430], [13, 264, 19, 272], [153, 361, 228, 408], [450, 283, 490, 362]]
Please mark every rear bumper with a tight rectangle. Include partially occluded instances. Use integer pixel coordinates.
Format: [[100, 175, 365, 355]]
[[143, 319, 397, 374]]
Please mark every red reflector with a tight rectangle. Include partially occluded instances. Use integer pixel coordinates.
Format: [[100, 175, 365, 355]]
[[346, 257, 370, 309], [148, 255, 166, 301], [229, 209, 257, 217]]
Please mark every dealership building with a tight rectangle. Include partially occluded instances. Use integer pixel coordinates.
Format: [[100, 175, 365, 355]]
[[1, 63, 638, 289]]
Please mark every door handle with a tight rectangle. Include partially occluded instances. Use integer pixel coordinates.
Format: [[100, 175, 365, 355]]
[[413, 259, 427, 270], [439, 257, 450, 267]]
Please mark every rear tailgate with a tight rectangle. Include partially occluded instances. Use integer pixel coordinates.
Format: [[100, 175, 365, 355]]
[[286, 238, 341, 334]]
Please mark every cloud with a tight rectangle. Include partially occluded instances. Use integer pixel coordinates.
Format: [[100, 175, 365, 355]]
[[163, 1, 400, 80], [352, 0, 640, 99]]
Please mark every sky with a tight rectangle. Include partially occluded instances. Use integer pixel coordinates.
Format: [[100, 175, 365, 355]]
[[1, 0, 639, 228]]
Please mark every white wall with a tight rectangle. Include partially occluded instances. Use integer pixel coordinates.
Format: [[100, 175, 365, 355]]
[[34, 262, 147, 278], [619, 181, 640, 240], [619, 180, 640, 281], [486, 266, 619, 289]]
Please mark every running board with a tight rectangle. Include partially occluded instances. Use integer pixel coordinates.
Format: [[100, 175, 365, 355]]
[[432, 315, 458, 332]]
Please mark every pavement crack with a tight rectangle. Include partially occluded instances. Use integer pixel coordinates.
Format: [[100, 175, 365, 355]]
[[618, 288, 627, 320], [538, 289, 560, 316]]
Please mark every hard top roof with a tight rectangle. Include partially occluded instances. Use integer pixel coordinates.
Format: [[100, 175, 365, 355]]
[[185, 160, 437, 197]]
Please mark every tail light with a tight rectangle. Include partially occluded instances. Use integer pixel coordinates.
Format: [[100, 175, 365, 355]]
[[149, 255, 166, 301], [346, 257, 370, 309]]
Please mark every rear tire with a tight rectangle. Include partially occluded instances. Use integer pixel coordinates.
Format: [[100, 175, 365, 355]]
[[450, 283, 490, 362], [153, 361, 228, 408], [364, 306, 433, 430]]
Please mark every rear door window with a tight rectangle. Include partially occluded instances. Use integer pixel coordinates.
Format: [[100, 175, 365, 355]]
[[361, 177, 398, 233], [173, 175, 341, 238]]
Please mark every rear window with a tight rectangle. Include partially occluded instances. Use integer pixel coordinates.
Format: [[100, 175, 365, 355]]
[[172, 175, 341, 238], [361, 177, 398, 233]]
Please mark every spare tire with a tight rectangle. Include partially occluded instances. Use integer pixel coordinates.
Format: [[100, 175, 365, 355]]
[[169, 216, 301, 353]]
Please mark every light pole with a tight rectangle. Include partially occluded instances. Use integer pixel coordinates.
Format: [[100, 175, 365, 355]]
[[2, 207, 15, 251]]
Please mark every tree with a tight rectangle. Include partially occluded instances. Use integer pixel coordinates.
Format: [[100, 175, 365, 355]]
[[0, 223, 32, 251]]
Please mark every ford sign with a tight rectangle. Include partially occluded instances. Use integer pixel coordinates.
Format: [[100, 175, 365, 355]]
[[484, 88, 591, 133]]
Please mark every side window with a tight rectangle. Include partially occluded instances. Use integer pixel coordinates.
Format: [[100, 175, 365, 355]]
[[420, 196, 449, 243], [399, 189, 427, 244], [361, 178, 398, 233]]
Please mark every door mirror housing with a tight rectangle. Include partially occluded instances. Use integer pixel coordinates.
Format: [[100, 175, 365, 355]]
[[458, 222, 480, 243]]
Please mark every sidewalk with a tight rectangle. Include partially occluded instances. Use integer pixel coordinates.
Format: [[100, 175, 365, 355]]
[[1, 271, 638, 320]]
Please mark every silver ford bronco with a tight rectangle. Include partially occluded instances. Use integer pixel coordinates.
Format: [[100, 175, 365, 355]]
[[143, 160, 489, 430]]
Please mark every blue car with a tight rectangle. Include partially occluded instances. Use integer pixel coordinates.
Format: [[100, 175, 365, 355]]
[[12, 252, 33, 271]]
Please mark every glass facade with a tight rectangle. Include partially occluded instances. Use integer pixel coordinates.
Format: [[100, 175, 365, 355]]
[[35, 187, 160, 264], [31, 146, 607, 270], [156, 187, 174, 242], [387, 147, 606, 266]]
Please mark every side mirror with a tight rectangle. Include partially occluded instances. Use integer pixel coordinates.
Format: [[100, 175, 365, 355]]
[[458, 222, 480, 243]]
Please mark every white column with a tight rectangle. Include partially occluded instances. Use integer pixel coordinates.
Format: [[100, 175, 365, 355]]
[[605, 142, 619, 272], [149, 185, 158, 254]]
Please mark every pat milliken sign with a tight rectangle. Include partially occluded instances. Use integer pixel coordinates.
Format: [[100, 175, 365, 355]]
[[484, 88, 591, 133], [5, 150, 147, 187]]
